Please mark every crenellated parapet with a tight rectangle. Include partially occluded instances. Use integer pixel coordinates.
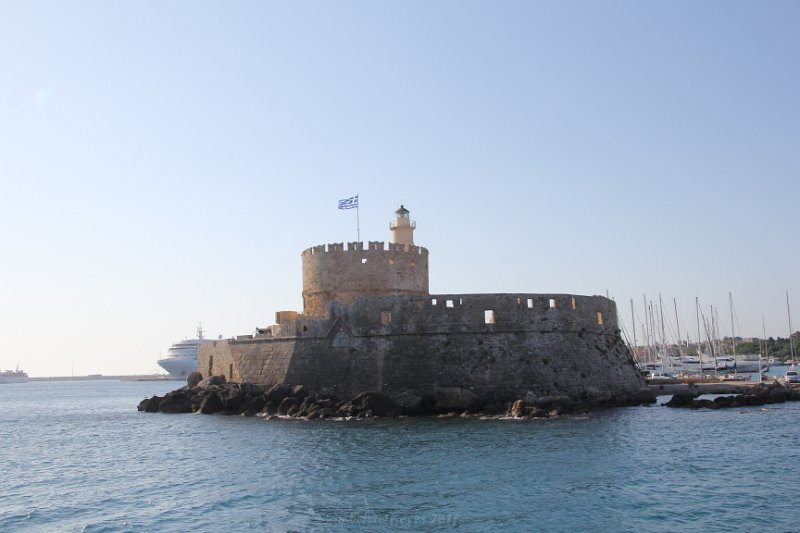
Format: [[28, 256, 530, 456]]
[[301, 241, 429, 317], [257, 293, 618, 340]]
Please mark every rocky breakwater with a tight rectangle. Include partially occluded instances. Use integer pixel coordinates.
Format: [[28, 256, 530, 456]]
[[665, 382, 800, 409], [138, 372, 656, 419]]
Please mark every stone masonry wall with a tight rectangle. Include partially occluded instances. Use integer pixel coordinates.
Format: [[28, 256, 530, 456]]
[[198, 293, 646, 404], [301, 241, 429, 317]]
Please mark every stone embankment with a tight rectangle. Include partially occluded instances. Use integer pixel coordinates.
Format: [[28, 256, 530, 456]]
[[137, 372, 657, 419], [663, 381, 800, 409]]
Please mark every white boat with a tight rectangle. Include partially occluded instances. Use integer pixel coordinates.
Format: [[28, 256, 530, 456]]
[[720, 372, 750, 382], [157, 325, 213, 380], [0, 366, 29, 384]]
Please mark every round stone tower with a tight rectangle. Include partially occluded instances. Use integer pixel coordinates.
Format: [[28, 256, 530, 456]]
[[301, 205, 429, 317]]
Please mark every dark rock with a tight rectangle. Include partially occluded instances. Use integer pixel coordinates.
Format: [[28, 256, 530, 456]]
[[277, 397, 299, 416], [240, 382, 264, 397], [140, 379, 663, 419], [291, 384, 309, 401], [527, 406, 549, 418], [198, 375, 227, 388], [316, 398, 333, 409], [347, 391, 402, 417], [317, 407, 335, 419], [248, 396, 266, 413], [260, 402, 277, 416], [186, 372, 203, 388], [138, 396, 162, 413], [433, 387, 481, 411], [218, 385, 245, 414], [265, 383, 293, 405], [199, 392, 224, 414], [158, 389, 193, 414], [510, 399, 526, 418], [665, 393, 697, 408], [394, 390, 433, 415], [666, 384, 800, 409]]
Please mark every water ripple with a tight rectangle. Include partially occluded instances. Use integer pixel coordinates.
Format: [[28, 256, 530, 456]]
[[3, 381, 800, 532]]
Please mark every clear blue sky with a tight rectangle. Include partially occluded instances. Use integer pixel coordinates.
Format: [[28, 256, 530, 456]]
[[1, 1, 798, 376]]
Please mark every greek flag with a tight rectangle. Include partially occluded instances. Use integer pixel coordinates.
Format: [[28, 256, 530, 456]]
[[338, 195, 358, 210]]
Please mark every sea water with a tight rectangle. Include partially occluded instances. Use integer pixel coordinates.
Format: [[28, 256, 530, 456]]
[[2, 380, 799, 533]]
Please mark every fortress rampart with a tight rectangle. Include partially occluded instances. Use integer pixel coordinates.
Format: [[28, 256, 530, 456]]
[[301, 241, 429, 317], [198, 293, 644, 404]]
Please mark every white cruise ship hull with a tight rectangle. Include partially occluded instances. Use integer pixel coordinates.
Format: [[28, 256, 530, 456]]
[[157, 357, 197, 380], [0, 373, 29, 384]]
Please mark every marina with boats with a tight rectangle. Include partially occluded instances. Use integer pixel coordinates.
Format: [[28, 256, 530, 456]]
[[629, 291, 798, 385]]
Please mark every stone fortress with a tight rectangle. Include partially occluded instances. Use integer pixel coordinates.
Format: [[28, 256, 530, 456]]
[[198, 206, 647, 411]]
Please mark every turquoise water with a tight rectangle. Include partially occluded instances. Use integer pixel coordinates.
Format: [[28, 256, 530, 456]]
[[2, 380, 799, 532]]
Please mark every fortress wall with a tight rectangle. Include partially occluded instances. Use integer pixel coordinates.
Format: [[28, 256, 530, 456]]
[[334, 294, 618, 337], [198, 293, 645, 403], [199, 339, 295, 384], [301, 242, 429, 316]]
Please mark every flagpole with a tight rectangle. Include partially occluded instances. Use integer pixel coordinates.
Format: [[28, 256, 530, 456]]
[[356, 194, 360, 242]]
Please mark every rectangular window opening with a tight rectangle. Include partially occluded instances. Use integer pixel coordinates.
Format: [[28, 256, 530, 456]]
[[527, 298, 534, 308], [229, 363, 234, 380], [597, 311, 604, 325], [485, 310, 496, 324], [361, 258, 368, 264], [208, 355, 213, 376], [571, 298, 576, 310], [549, 299, 557, 309], [431, 298, 437, 306], [446, 300, 454, 308], [381, 311, 392, 325]]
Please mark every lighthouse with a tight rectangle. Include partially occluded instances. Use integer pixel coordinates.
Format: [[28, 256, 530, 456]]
[[389, 205, 416, 245]]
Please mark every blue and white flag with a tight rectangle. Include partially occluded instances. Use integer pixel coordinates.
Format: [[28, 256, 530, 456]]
[[338, 195, 359, 210]]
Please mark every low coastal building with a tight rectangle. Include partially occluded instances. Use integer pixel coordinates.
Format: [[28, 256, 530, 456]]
[[198, 206, 646, 410]]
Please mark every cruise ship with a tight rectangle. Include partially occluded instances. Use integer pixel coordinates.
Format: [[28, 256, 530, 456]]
[[157, 325, 213, 380], [0, 366, 29, 384]]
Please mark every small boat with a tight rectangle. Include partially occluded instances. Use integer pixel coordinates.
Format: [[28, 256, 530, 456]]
[[0, 366, 29, 384], [719, 373, 750, 382], [646, 371, 679, 383]]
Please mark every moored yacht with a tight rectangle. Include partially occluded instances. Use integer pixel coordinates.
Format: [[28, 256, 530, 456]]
[[157, 325, 214, 380]]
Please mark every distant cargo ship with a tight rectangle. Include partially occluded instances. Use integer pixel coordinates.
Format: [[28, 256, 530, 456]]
[[157, 326, 213, 380]]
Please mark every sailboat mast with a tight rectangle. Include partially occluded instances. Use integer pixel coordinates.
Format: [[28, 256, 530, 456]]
[[761, 314, 767, 382], [630, 299, 638, 362], [673, 298, 682, 348], [730, 292, 737, 375], [788, 291, 796, 366], [711, 305, 719, 374], [696, 297, 701, 360], [643, 295, 652, 364], [659, 294, 666, 366]]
